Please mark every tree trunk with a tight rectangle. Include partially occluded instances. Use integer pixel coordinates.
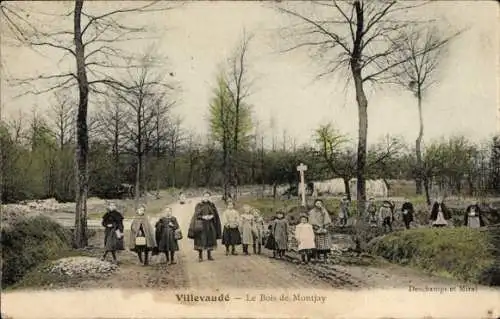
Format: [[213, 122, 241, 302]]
[[467, 176, 474, 196], [415, 92, 424, 195], [172, 158, 177, 188], [352, 0, 368, 221], [343, 177, 351, 201], [352, 71, 368, 218], [261, 136, 265, 198], [423, 175, 431, 205], [223, 138, 229, 199], [135, 156, 141, 207], [188, 158, 194, 187], [73, 0, 89, 249]]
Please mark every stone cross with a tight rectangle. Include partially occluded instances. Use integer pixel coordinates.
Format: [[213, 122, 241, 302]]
[[297, 163, 308, 207]]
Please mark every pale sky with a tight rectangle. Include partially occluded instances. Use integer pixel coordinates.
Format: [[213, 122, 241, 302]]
[[1, 1, 498, 148]]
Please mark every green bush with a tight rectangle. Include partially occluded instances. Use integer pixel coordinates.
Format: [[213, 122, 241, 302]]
[[1, 216, 72, 287], [369, 227, 498, 285]]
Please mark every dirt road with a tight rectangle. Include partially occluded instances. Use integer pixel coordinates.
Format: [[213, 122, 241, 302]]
[[59, 196, 473, 291], [74, 197, 332, 290], [4, 196, 500, 319]]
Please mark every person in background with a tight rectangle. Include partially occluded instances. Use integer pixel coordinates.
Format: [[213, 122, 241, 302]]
[[338, 197, 350, 227], [130, 205, 157, 266], [264, 216, 278, 258], [378, 201, 394, 232], [179, 191, 186, 204], [101, 202, 124, 264], [239, 205, 255, 256], [401, 199, 415, 230], [155, 207, 180, 264], [464, 202, 485, 229], [252, 208, 265, 255], [187, 191, 222, 262], [221, 199, 241, 256], [366, 198, 378, 227], [273, 210, 289, 259], [430, 199, 451, 228], [295, 214, 316, 264], [308, 199, 332, 262]]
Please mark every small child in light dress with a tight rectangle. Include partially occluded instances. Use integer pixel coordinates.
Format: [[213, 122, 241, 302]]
[[430, 200, 451, 228], [294, 214, 316, 264]]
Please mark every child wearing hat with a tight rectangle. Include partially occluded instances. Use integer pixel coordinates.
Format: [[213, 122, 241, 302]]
[[378, 200, 394, 232], [295, 214, 316, 264]]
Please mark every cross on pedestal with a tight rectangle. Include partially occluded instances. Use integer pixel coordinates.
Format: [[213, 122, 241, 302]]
[[297, 163, 308, 207]]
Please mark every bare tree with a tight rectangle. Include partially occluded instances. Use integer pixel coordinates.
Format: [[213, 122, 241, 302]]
[[166, 115, 183, 188], [269, 114, 277, 152], [186, 133, 202, 188], [96, 100, 128, 182], [2, 1, 176, 247], [314, 123, 354, 199], [382, 25, 460, 197], [278, 0, 445, 217], [50, 92, 76, 149], [148, 99, 175, 194], [113, 55, 173, 207]]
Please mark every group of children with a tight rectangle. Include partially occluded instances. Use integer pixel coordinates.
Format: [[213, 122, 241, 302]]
[[363, 197, 486, 231], [264, 199, 332, 264], [220, 200, 268, 256], [101, 203, 181, 265]]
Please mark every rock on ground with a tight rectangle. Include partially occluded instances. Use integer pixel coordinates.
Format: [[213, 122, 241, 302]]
[[47, 256, 118, 277]]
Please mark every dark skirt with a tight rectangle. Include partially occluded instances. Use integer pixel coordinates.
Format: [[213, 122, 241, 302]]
[[193, 220, 218, 251], [156, 226, 179, 252], [104, 227, 124, 251], [132, 245, 151, 253], [222, 226, 241, 246], [264, 234, 277, 250]]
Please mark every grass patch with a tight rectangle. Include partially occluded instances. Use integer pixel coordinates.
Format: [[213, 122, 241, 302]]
[[1, 215, 73, 287], [369, 227, 499, 285]]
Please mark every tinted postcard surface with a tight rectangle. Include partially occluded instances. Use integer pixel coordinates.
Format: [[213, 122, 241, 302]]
[[1, 1, 499, 319]]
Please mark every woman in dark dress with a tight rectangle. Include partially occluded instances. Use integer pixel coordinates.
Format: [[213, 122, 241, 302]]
[[187, 192, 222, 262], [401, 200, 415, 230], [101, 202, 124, 264], [155, 207, 180, 264], [430, 200, 451, 227]]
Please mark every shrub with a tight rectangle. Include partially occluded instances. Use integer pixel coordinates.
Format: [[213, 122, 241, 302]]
[[1, 215, 72, 287], [369, 227, 499, 285]]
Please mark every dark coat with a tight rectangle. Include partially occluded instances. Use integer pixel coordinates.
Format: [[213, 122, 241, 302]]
[[401, 202, 414, 222], [102, 209, 125, 251], [155, 216, 180, 252], [430, 202, 451, 221], [188, 201, 222, 250], [264, 223, 276, 250], [464, 205, 485, 227]]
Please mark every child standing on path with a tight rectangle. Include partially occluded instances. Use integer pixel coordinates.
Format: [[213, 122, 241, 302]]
[[294, 214, 315, 264], [239, 205, 255, 255], [273, 210, 289, 259], [252, 208, 265, 255], [221, 199, 242, 256], [264, 216, 277, 258]]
